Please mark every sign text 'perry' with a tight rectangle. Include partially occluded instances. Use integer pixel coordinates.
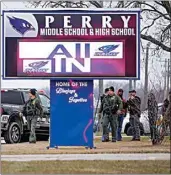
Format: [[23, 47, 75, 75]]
[[45, 15, 131, 28]]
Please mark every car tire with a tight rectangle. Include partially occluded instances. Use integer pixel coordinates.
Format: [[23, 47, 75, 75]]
[[127, 126, 133, 136], [4, 122, 21, 144]]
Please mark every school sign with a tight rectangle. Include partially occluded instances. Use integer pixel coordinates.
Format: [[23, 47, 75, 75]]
[[2, 9, 140, 79]]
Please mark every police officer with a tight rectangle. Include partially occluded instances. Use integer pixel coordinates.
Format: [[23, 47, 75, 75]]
[[117, 89, 128, 141], [101, 86, 123, 142], [22, 89, 43, 143], [127, 90, 141, 141], [99, 88, 110, 141], [162, 98, 169, 116]]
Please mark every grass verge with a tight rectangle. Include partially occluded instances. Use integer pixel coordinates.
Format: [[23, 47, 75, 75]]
[[2, 160, 170, 174]]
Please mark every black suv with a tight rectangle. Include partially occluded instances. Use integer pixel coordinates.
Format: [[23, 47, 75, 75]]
[[1, 89, 50, 144]]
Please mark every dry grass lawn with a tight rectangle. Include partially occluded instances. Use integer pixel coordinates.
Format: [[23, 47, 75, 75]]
[[1, 136, 170, 155], [2, 160, 170, 174]]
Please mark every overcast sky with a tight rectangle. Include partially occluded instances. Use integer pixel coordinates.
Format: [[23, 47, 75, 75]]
[[1, 1, 169, 89]]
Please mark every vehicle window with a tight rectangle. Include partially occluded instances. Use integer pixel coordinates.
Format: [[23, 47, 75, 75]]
[[39, 94, 50, 107], [22, 91, 29, 102], [1, 91, 24, 105]]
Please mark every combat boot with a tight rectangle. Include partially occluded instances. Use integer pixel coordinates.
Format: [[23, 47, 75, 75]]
[[102, 135, 110, 142], [131, 137, 136, 141], [134, 138, 140, 141], [29, 141, 36, 144]]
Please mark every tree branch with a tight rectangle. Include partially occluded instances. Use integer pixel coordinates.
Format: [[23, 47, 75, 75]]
[[141, 34, 171, 52], [163, 23, 171, 34], [27, 1, 171, 53], [141, 14, 163, 33], [161, 1, 171, 18], [89, 1, 103, 8], [139, 2, 170, 20], [124, 1, 136, 8], [141, 9, 170, 20]]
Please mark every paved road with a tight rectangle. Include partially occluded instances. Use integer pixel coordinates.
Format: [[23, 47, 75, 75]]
[[1, 154, 170, 161]]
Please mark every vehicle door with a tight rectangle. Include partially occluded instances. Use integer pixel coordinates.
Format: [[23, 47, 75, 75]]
[[38, 94, 50, 122]]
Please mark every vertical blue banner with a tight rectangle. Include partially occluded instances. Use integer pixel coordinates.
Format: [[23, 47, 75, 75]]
[[50, 79, 94, 148]]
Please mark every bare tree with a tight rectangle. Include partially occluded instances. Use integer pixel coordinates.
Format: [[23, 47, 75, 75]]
[[26, 0, 169, 99], [27, 1, 171, 53], [27, 1, 91, 8], [136, 1, 171, 53]]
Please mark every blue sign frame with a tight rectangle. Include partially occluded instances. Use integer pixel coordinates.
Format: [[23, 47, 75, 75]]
[[50, 79, 94, 148]]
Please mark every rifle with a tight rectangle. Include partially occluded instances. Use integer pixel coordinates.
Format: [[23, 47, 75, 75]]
[[103, 96, 119, 115]]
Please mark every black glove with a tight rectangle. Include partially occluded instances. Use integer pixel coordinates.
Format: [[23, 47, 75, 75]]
[[111, 106, 118, 114]]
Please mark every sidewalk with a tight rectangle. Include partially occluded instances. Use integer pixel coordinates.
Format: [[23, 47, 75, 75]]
[[2, 153, 170, 161]]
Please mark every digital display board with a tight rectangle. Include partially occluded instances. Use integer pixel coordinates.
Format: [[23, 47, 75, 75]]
[[2, 9, 140, 79]]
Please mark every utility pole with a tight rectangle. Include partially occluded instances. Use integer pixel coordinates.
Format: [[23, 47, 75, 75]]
[[164, 59, 167, 98], [129, 80, 133, 90], [167, 59, 170, 96], [133, 80, 136, 90], [170, 25, 171, 92], [98, 1, 104, 98], [143, 42, 150, 110], [65, 1, 72, 7], [157, 58, 168, 99], [99, 79, 104, 96]]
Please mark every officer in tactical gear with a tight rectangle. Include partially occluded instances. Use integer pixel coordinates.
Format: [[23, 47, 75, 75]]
[[22, 89, 43, 143], [100, 86, 123, 142], [127, 90, 141, 141], [117, 89, 128, 141], [162, 98, 169, 116], [99, 88, 110, 141]]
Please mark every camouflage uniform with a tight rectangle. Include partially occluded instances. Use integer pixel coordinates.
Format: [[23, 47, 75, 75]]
[[100, 94, 123, 142], [99, 94, 110, 141], [127, 96, 141, 140], [23, 97, 43, 143]]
